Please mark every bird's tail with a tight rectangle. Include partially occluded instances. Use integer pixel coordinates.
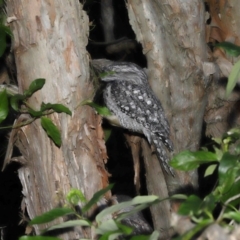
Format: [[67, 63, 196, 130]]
[[151, 134, 174, 176]]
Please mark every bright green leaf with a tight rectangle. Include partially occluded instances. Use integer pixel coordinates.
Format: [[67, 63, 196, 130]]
[[130, 235, 151, 240], [66, 188, 87, 205], [99, 231, 122, 240], [201, 194, 216, 213], [178, 195, 202, 216], [29, 207, 74, 225], [24, 78, 46, 98], [212, 137, 222, 145], [96, 219, 119, 235], [224, 128, 240, 142], [19, 237, 61, 240], [0, 89, 9, 123], [223, 211, 240, 222], [170, 150, 217, 171], [41, 103, 72, 116], [81, 100, 112, 116], [116, 196, 160, 222], [130, 231, 159, 240], [226, 59, 240, 97], [10, 94, 26, 111], [131, 195, 159, 205], [218, 152, 238, 185], [149, 231, 160, 240], [178, 219, 213, 240], [212, 146, 223, 161], [170, 194, 188, 200], [46, 219, 91, 232], [96, 195, 158, 224], [215, 42, 240, 57], [82, 184, 114, 213], [116, 222, 133, 235], [41, 116, 61, 147], [28, 108, 43, 118], [219, 174, 240, 206], [234, 143, 240, 155], [116, 203, 154, 222], [204, 164, 217, 177]]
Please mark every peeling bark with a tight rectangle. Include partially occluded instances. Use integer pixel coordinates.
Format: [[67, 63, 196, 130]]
[[7, 1, 108, 238]]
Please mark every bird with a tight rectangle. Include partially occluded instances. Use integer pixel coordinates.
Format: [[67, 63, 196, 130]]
[[92, 59, 174, 175]]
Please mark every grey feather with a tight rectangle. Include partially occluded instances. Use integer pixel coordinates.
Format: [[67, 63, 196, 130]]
[[92, 59, 174, 175]]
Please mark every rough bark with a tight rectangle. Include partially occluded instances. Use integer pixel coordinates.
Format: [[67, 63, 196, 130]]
[[7, 0, 108, 238], [204, 0, 240, 138], [127, 1, 208, 238]]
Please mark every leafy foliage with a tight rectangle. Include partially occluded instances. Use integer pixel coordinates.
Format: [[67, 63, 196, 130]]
[[0, 89, 8, 123], [81, 99, 112, 116], [226, 59, 240, 97], [0, 79, 72, 147], [215, 42, 240, 57], [170, 127, 240, 239], [20, 185, 160, 240], [215, 42, 240, 97]]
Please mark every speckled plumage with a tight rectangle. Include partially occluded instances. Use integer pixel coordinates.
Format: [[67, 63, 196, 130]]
[[93, 60, 174, 175]]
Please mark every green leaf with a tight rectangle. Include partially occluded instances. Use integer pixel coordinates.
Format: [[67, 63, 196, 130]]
[[28, 108, 43, 118], [225, 128, 240, 141], [218, 174, 240, 206], [10, 94, 26, 111], [66, 188, 87, 205], [24, 78, 46, 98], [19, 237, 61, 240], [204, 164, 217, 177], [170, 194, 188, 201], [46, 219, 91, 232], [82, 184, 114, 213], [29, 207, 74, 225], [178, 219, 213, 240], [41, 103, 72, 116], [81, 100, 112, 116], [226, 59, 240, 97], [212, 137, 222, 145], [116, 222, 133, 235], [0, 89, 9, 123], [130, 235, 152, 240], [178, 195, 202, 216], [201, 194, 216, 213], [130, 231, 160, 240], [215, 42, 240, 57], [170, 150, 217, 171], [234, 143, 240, 155], [99, 231, 122, 240], [218, 152, 238, 186], [41, 116, 61, 147], [223, 211, 240, 222], [96, 195, 159, 224], [149, 231, 160, 240], [96, 219, 119, 235], [116, 203, 155, 222]]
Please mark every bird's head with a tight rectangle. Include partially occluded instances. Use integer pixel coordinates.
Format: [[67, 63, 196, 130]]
[[92, 59, 148, 85]]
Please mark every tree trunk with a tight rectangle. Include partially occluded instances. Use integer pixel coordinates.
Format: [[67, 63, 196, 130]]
[[7, 0, 108, 238], [127, 1, 208, 238]]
